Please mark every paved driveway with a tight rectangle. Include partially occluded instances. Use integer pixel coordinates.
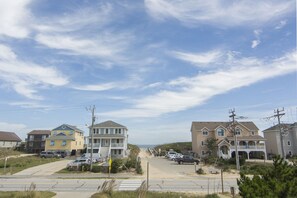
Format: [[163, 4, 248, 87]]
[[14, 159, 72, 176]]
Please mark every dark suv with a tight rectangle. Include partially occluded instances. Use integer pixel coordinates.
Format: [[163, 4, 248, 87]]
[[55, 150, 68, 158], [40, 151, 61, 158]]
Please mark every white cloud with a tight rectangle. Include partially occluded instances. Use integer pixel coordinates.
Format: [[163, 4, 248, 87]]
[[145, 0, 294, 27], [275, 20, 287, 29], [0, 122, 27, 133], [102, 50, 296, 118], [0, 0, 32, 38], [74, 83, 117, 91], [172, 50, 223, 66], [251, 29, 262, 49], [251, 40, 261, 49], [0, 44, 68, 99], [9, 101, 51, 109]]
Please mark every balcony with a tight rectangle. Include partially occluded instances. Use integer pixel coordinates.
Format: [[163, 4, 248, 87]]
[[230, 145, 265, 150], [111, 143, 124, 148]]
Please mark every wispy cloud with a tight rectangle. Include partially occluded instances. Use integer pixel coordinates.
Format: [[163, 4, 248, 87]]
[[102, 50, 296, 118], [145, 0, 294, 27], [171, 50, 223, 67], [275, 20, 287, 30], [0, 0, 32, 38], [0, 122, 27, 132], [73, 82, 118, 91], [0, 44, 68, 99], [251, 29, 262, 48], [9, 101, 51, 109]]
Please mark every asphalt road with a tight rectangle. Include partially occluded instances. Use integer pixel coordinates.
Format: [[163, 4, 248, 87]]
[[0, 177, 238, 195]]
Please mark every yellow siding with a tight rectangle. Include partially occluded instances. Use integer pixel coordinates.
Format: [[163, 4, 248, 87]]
[[45, 129, 84, 151]]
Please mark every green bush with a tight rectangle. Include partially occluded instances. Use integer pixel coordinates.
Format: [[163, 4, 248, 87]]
[[111, 159, 123, 173], [228, 157, 246, 165], [125, 157, 137, 169], [136, 161, 143, 174], [196, 168, 205, 174], [91, 165, 101, 173], [205, 194, 220, 198]]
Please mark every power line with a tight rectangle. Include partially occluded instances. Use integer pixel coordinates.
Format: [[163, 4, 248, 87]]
[[229, 108, 240, 171]]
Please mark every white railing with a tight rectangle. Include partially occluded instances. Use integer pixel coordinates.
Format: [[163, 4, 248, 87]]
[[111, 143, 124, 147], [230, 145, 265, 150], [88, 143, 100, 147]]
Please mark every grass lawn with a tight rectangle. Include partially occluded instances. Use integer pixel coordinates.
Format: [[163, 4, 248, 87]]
[[91, 191, 215, 198], [0, 191, 55, 198], [0, 148, 25, 159], [0, 156, 60, 175]]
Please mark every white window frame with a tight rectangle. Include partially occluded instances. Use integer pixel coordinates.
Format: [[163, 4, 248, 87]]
[[217, 128, 225, 137], [288, 141, 291, 146], [202, 130, 208, 136], [235, 127, 241, 136]]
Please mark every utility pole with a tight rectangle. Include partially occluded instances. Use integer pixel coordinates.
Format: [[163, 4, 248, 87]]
[[229, 109, 240, 171], [86, 105, 96, 171], [274, 108, 285, 159]]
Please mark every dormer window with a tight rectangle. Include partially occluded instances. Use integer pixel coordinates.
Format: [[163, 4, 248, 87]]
[[251, 131, 255, 136], [202, 129, 208, 136], [217, 128, 225, 137], [235, 128, 241, 136]]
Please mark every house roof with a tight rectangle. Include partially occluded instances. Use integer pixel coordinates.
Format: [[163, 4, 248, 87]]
[[0, 131, 22, 142], [52, 124, 84, 133], [191, 121, 259, 131], [93, 120, 127, 129], [263, 123, 295, 132], [28, 130, 51, 135]]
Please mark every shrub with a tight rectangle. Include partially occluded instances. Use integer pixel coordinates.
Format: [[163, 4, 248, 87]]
[[196, 168, 205, 174], [91, 165, 101, 173], [111, 159, 123, 173], [125, 157, 137, 169], [136, 161, 143, 174], [205, 194, 220, 198]]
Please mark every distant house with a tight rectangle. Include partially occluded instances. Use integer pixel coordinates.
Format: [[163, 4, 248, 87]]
[[45, 124, 84, 155], [27, 130, 51, 154], [0, 131, 22, 148], [87, 120, 128, 159], [263, 122, 297, 157], [191, 121, 267, 159]]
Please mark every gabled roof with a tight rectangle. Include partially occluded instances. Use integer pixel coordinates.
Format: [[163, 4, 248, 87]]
[[93, 120, 127, 129], [0, 131, 22, 142], [52, 124, 84, 133], [28, 130, 51, 135], [191, 121, 258, 131], [263, 123, 293, 132]]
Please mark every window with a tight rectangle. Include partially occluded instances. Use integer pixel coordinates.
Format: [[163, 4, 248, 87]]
[[93, 129, 96, 134], [235, 128, 241, 136], [62, 140, 66, 146], [69, 131, 73, 135], [29, 135, 34, 141], [201, 141, 204, 146], [251, 131, 255, 136], [50, 140, 55, 146], [53, 132, 57, 135], [217, 128, 225, 136], [202, 130, 208, 136], [96, 129, 99, 134], [118, 129, 121, 134], [105, 129, 109, 134], [42, 135, 46, 141], [118, 150, 121, 155], [288, 141, 291, 146], [117, 139, 120, 143], [202, 150, 205, 155]]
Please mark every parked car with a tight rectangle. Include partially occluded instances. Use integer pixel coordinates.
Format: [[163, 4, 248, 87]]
[[55, 150, 68, 158], [67, 158, 91, 168], [176, 155, 200, 164], [81, 153, 104, 162], [40, 151, 61, 158]]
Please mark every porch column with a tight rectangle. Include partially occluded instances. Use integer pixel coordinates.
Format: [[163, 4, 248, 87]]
[[245, 141, 248, 148], [247, 151, 250, 159]]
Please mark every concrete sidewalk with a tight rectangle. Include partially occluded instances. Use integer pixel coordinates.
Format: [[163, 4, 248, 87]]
[[14, 160, 71, 176], [53, 192, 96, 198]]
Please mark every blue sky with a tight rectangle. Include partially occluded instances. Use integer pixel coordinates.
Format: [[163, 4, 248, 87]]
[[0, 0, 296, 145]]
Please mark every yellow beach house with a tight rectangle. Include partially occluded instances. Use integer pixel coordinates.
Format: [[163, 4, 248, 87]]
[[45, 124, 84, 155]]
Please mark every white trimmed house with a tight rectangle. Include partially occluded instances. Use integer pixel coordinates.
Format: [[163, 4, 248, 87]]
[[87, 120, 129, 159], [191, 121, 267, 159]]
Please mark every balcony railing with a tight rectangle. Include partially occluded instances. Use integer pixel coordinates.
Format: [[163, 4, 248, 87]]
[[230, 145, 265, 150], [111, 143, 124, 147]]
